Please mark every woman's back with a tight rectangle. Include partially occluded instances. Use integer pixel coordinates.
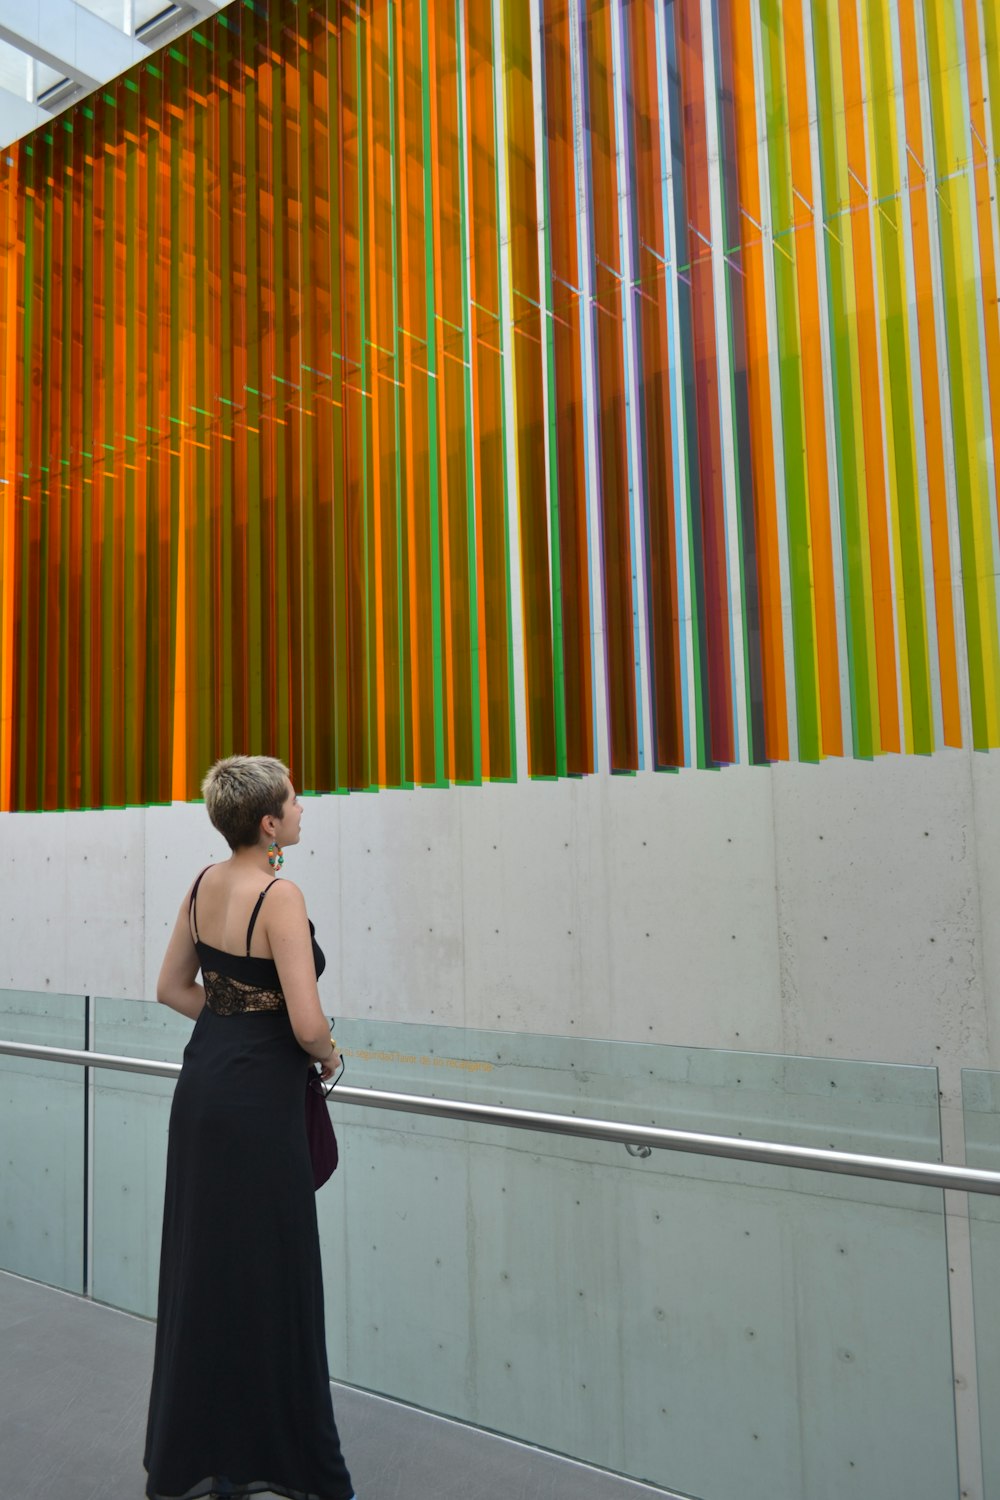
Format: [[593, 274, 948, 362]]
[[188, 862, 283, 960]]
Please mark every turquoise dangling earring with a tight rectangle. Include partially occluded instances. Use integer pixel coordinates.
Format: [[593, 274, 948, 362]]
[[267, 840, 284, 871]]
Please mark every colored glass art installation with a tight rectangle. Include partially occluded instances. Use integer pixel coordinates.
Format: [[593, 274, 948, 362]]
[[0, 0, 998, 809]]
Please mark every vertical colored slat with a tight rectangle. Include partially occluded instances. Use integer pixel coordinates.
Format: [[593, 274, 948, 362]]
[[465, 0, 516, 780], [810, 0, 877, 758], [39, 124, 60, 810], [18, 139, 42, 809], [759, 2, 822, 762], [56, 122, 74, 808], [341, 5, 373, 788], [430, 0, 478, 782], [280, 18, 305, 785], [0, 149, 19, 808], [540, 0, 594, 774], [896, 0, 963, 749], [675, 0, 734, 765], [583, 0, 639, 771], [622, 0, 684, 769], [330, 8, 353, 789], [501, 0, 558, 776], [961, 0, 1000, 543], [365, 0, 392, 786], [310, 4, 344, 792], [924, 0, 1000, 747], [839, 0, 902, 754], [862, 0, 934, 753], [783, 0, 843, 758], [420, 0, 447, 786], [726, 0, 790, 762], [712, 0, 769, 765]]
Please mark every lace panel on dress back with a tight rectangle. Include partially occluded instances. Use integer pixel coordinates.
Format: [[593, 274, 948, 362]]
[[203, 970, 287, 1016]]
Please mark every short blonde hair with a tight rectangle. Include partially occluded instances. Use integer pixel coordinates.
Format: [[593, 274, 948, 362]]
[[201, 755, 290, 851]]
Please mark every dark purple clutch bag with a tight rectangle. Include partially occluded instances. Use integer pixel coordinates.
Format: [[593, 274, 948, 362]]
[[305, 1068, 339, 1190]]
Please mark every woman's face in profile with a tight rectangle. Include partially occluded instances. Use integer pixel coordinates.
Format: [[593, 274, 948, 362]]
[[272, 781, 303, 847]]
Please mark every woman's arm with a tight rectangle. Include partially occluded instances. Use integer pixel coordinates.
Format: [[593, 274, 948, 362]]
[[264, 881, 341, 1065], [156, 886, 206, 1021]]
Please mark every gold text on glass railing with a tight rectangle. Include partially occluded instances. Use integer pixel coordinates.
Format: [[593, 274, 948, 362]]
[[340, 1047, 495, 1074]]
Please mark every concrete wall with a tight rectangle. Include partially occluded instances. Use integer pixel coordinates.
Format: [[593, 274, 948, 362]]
[[6, 748, 999, 1102], [5, 747, 998, 1291]]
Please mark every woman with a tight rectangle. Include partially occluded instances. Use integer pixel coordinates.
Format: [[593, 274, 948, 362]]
[[144, 755, 356, 1500]]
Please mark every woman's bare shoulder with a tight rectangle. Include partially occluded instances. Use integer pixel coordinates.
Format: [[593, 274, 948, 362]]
[[178, 863, 215, 904], [262, 877, 307, 913]]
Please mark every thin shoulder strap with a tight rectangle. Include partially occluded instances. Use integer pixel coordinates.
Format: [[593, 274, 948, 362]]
[[188, 866, 211, 943], [246, 879, 280, 957]]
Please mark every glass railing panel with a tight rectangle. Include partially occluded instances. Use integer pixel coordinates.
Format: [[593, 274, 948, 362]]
[[0, 989, 86, 1292], [961, 1068, 1000, 1499], [89, 996, 191, 1316], [315, 1024, 955, 1499], [6, 989, 954, 1500], [330, 1017, 944, 1161]]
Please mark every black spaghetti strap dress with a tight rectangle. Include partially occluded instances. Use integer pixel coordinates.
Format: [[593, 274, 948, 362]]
[[144, 871, 354, 1500]]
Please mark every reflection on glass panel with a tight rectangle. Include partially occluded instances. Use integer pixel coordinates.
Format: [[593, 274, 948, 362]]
[[74, 0, 127, 28], [0, 39, 30, 99], [0, 989, 85, 1293], [317, 1023, 956, 1500], [961, 1069, 1000, 1499], [90, 997, 190, 1317]]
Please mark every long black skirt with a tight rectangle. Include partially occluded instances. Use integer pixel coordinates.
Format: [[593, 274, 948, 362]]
[[144, 1007, 354, 1500]]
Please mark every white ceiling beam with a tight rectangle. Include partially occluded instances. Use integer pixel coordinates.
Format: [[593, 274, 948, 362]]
[[0, 0, 145, 91], [0, 0, 235, 149], [0, 25, 97, 89]]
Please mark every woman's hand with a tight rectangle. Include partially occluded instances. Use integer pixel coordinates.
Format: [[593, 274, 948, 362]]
[[317, 1047, 342, 1082]]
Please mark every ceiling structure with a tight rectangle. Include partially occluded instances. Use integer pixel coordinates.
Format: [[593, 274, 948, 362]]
[[0, 0, 229, 147]]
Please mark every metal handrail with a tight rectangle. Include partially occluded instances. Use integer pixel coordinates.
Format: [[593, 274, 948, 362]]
[[3, 1037, 1000, 1195]]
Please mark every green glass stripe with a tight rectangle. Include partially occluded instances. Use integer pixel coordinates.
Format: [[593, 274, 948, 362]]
[[865, 3, 932, 752], [984, 1, 1000, 191], [809, 3, 873, 758]]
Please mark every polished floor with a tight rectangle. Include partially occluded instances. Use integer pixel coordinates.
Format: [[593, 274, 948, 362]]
[[0, 1270, 675, 1500]]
